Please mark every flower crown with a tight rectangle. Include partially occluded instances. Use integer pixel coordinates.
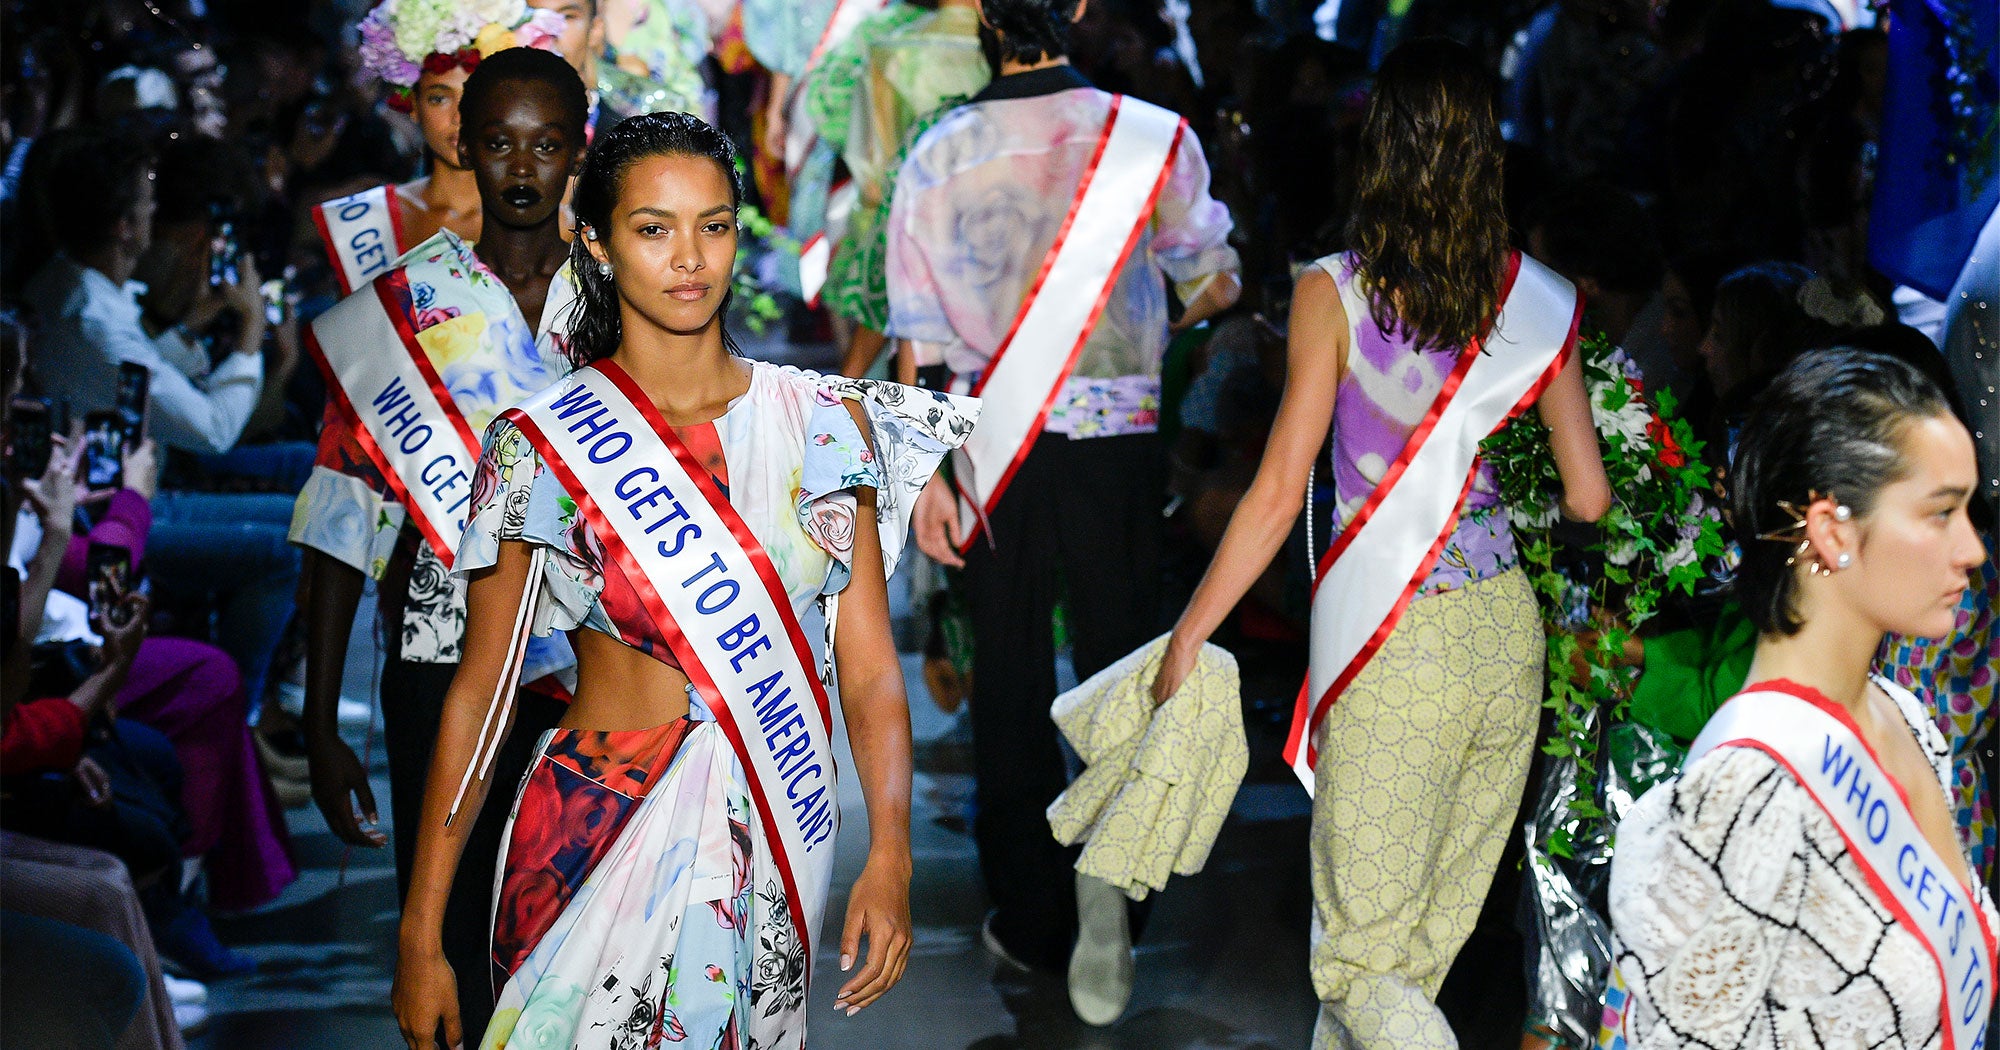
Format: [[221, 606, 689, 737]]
[[358, 0, 566, 112]]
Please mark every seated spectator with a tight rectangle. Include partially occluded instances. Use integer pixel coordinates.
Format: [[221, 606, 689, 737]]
[[134, 133, 311, 487], [2, 329, 284, 975], [1695, 260, 1825, 463], [20, 125, 302, 709], [0, 833, 190, 1049]]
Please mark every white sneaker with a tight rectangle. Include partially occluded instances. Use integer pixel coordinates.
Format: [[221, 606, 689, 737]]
[[173, 1000, 211, 1036], [1068, 872, 1134, 1026], [163, 973, 208, 1006]]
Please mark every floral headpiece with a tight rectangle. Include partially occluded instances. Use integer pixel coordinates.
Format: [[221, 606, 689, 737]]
[[358, 0, 567, 112]]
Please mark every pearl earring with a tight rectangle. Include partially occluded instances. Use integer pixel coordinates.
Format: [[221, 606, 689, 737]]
[[1836, 552, 1851, 569], [598, 261, 613, 277], [1834, 505, 1852, 522]]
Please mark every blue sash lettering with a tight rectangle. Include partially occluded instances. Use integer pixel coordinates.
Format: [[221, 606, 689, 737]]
[[550, 394, 835, 854]]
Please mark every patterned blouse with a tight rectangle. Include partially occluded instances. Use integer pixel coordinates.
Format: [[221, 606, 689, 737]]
[[1609, 677, 1998, 1048], [1319, 252, 1518, 596], [454, 361, 977, 660], [288, 233, 574, 673], [884, 68, 1239, 389]]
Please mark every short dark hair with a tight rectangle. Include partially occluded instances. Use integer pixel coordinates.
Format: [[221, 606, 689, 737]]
[[978, 0, 1078, 65], [460, 46, 591, 143], [33, 126, 153, 256], [1729, 348, 1953, 635], [1529, 180, 1665, 296]]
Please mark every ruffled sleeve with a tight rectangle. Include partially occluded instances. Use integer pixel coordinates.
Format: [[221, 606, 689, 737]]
[[455, 417, 603, 646], [290, 465, 404, 579], [795, 374, 977, 593]]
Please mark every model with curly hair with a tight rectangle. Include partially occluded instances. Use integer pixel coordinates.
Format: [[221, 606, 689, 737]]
[[1151, 37, 1610, 1050]]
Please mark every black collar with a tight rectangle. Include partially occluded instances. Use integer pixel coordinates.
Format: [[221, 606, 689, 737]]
[[969, 64, 1092, 104]]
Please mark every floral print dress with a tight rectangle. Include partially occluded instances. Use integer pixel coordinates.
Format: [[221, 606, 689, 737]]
[[456, 361, 976, 1050]]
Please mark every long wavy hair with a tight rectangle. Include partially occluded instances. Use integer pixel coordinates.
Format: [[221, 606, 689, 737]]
[[1344, 37, 1509, 353], [564, 111, 743, 369]]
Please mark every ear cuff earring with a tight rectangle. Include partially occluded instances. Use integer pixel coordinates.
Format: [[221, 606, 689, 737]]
[[1756, 489, 1854, 574]]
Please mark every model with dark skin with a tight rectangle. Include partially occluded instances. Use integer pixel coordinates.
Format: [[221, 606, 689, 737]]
[[392, 147, 915, 1050], [302, 74, 587, 850]]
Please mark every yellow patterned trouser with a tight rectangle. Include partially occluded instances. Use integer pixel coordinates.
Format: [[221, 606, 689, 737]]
[[1309, 568, 1541, 1050]]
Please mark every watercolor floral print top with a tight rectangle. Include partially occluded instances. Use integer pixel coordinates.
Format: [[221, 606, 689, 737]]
[[1320, 252, 1519, 597], [457, 361, 974, 1050], [288, 231, 577, 674]]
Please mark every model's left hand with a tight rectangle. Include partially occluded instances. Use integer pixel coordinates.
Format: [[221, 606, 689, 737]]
[[832, 851, 912, 1015]]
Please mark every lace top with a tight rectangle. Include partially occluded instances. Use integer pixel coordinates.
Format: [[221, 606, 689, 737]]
[[1609, 677, 1997, 1048], [453, 361, 976, 666]]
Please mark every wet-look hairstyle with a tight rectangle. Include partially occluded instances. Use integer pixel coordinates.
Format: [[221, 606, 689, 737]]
[[564, 111, 743, 368], [1344, 37, 1509, 353], [1728, 348, 1953, 636], [977, 0, 1077, 66]]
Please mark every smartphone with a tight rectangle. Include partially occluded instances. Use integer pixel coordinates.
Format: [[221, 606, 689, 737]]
[[7, 397, 53, 478], [114, 361, 149, 432], [81, 411, 128, 491], [208, 213, 240, 289], [85, 542, 133, 628], [260, 278, 286, 326]]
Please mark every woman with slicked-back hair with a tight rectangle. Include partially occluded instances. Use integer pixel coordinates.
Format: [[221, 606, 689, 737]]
[[1151, 37, 1609, 1048], [1605, 348, 1993, 1046], [392, 111, 976, 1050]]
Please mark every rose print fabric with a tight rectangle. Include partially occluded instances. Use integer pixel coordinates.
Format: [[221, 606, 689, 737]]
[[456, 361, 976, 1050], [491, 719, 699, 988], [1318, 252, 1518, 597], [482, 698, 799, 1050], [288, 230, 574, 675]]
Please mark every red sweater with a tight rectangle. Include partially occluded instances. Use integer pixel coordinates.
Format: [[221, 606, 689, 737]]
[[1, 698, 87, 773]]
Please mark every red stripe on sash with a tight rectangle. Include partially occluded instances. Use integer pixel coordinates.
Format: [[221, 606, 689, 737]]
[[310, 202, 345, 294], [1743, 678, 2000, 972], [499, 363, 832, 968], [1287, 253, 1585, 764], [956, 106, 1187, 552]]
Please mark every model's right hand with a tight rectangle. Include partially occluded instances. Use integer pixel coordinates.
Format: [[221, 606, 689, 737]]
[[912, 475, 965, 569], [392, 945, 461, 1050], [306, 728, 386, 848], [1149, 635, 1199, 706]]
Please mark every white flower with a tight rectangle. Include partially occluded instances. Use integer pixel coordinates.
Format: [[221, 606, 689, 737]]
[[1590, 384, 1652, 452], [1634, 463, 1652, 484], [1663, 537, 1698, 572], [1509, 500, 1559, 531], [1605, 538, 1639, 566]]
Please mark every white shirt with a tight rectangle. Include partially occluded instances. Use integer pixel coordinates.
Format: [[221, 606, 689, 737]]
[[23, 255, 262, 456]]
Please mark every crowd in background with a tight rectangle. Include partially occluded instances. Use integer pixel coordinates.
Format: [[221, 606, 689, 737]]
[[0, 0, 1993, 1046]]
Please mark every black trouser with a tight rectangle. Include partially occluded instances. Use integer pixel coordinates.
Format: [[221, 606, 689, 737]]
[[379, 654, 564, 1045], [962, 431, 1166, 972], [4, 719, 188, 929]]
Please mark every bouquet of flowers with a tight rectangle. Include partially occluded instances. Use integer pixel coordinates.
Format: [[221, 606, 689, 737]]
[[1482, 331, 1725, 1046], [357, 0, 568, 111], [1481, 330, 1726, 848]]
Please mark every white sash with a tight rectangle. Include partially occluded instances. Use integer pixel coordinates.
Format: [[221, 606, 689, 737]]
[[312, 185, 403, 295], [949, 95, 1185, 550], [502, 362, 838, 967], [305, 279, 484, 567], [1282, 254, 1579, 792], [1674, 685, 1994, 1048]]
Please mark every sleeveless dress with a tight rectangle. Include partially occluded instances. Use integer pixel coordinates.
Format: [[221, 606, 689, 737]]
[[455, 360, 974, 1050]]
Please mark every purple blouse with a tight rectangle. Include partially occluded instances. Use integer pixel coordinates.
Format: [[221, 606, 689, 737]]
[[1322, 253, 1518, 597]]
